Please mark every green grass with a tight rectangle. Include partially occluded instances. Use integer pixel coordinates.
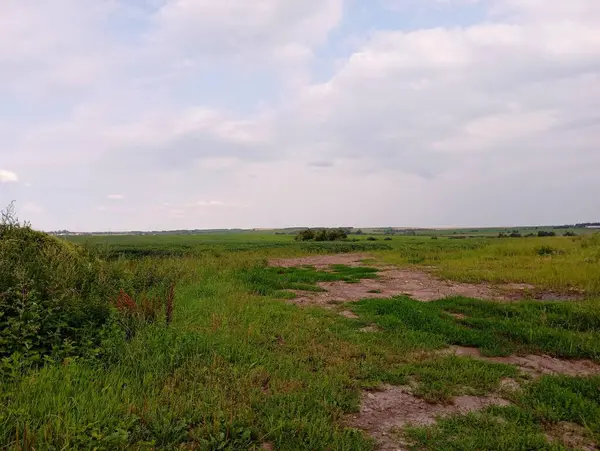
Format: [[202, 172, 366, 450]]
[[2, 233, 600, 450], [351, 296, 600, 359], [404, 405, 567, 450], [377, 234, 600, 295], [405, 376, 600, 450], [239, 264, 379, 297]]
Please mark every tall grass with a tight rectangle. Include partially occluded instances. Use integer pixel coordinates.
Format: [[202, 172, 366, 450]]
[[377, 235, 600, 294]]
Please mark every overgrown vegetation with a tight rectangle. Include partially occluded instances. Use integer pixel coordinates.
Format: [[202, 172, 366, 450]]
[[377, 234, 600, 295], [0, 204, 177, 377]]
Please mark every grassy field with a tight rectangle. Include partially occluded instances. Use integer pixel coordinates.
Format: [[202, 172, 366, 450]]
[[2, 231, 600, 450]]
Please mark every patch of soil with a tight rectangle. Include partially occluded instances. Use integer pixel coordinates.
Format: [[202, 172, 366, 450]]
[[359, 324, 381, 333], [349, 385, 510, 451], [269, 254, 369, 269], [448, 312, 467, 320], [451, 346, 600, 377], [340, 310, 359, 319], [289, 268, 525, 306], [270, 254, 584, 305], [545, 422, 598, 451], [499, 378, 521, 392]]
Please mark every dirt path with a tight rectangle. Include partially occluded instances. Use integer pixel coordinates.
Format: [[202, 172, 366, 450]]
[[269, 254, 596, 450], [349, 385, 510, 451], [268, 254, 543, 304], [450, 346, 600, 377], [269, 253, 370, 269]]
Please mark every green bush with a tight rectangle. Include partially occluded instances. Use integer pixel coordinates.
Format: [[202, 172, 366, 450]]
[[0, 205, 175, 375], [295, 228, 348, 242], [295, 229, 315, 241]]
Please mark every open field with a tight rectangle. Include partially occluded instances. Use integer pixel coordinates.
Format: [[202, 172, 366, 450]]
[[2, 230, 600, 450]]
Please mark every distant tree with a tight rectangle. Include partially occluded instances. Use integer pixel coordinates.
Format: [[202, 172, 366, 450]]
[[538, 231, 556, 237], [327, 228, 348, 241], [355, 229, 364, 235], [295, 229, 315, 241], [563, 231, 577, 237], [296, 228, 347, 242], [312, 229, 325, 241]]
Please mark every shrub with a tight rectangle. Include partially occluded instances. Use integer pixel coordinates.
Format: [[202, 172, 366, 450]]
[[0, 204, 175, 375], [366, 237, 378, 241], [295, 229, 315, 241], [295, 228, 347, 242], [1, 219, 112, 370], [536, 246, 558, 256], [314, 229, 328, 242], [538, 231, 556, 237], [563, 231, 577, 237], [384, 237, 392, 241]]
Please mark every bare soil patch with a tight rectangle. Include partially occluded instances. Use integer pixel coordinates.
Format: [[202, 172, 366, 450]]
[[451, 346, 600, 377], [268, 254, 369, 269], [545, 422, 598, 451], [359, 324, 381, 333], [448, 312, 467, 320], [339, 310, 359, 319], [349, 385, 510, 451], [287, 268, 523, 306], [269, 254, 583, 305]]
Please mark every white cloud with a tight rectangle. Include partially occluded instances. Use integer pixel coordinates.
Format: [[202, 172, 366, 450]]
[[0, 170, 18, 183], [107, 194, 124, 200], [154, 0, 342, 65], [1, 0, 600, 230], [196, 200, 225, 207]]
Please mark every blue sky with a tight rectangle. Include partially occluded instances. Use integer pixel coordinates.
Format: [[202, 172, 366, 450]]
[[1, 0, 600, 231]]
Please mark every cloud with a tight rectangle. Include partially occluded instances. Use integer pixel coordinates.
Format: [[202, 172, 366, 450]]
[[1, 0, 599, 231], [154, 0, 342, 65], [308, 161, 335, 168], [107, 194, 124, 200], [195, 200, 225, 207], [0, 170, 18, 183]]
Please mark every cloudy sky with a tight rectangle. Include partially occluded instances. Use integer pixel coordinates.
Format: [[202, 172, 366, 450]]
[[1, 0, 599, 231]]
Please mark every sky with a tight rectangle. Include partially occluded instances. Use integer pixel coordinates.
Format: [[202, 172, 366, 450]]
[[1, 0, 600, 232]]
